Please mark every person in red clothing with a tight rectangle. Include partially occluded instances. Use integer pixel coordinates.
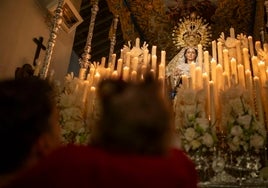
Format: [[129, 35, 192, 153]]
[[6, 74, 198, 188]]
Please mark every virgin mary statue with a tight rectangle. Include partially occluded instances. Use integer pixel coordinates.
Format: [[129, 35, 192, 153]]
[[166, 13, 211, 90]]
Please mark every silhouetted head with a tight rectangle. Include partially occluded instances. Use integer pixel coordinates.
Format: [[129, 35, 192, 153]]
[[91, 74, 173, 155]]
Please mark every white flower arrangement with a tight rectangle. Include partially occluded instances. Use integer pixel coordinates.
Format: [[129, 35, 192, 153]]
[[174, 88, 217, 153], [221, 85, 266, 153], [57, 73, 91, 145]]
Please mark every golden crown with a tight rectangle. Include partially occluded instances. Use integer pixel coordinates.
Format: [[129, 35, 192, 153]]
[[172, 13, 212, 49]]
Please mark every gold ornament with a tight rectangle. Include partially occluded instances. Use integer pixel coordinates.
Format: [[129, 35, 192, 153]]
[[172, 13, 212, 49]]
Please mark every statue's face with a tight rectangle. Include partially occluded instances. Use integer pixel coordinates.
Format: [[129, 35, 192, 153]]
[[185, 48, 197, 62]]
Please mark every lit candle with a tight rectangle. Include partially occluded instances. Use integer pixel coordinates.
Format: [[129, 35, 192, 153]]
[[158, 63, 165, 79], [131, 70, 137, 82], [212, 40, 217, 61], [223, 72, 229, 90], [126, 52, 131, 67], [82, 80, 89, 104], [254, 76, 265, 125], [122, 66, 129, 81], [152, 45, 157, 56], [258, 61, 267, 86], [190, 62, 196, 89], [93, 72, 100, 86], [210, 58, 217, 82], [237, 64, 245, 88], [236, 40, 242, 64], [198, 44, 203, 70], [230, 58, 238, 84], [223, 49, 230, 78], [251, 56, 259, 77], [209, 81, 216, 126], [216, 64, 223, 91], [132, 56, 138, 72], [116, 58, 123, 77], [204, 50, 209, 74], [203, 73, 209, 118], [195, 66, 202, 89], [248, 36, 254, 57], [245, 70, 254, 108], [161, 50, 166, 65], [111, 70, 118, 79], [217, 41, 223, 65], [242, 48, 250, 71], [151, 55, 157, 75], [143, 49, 149, 67]]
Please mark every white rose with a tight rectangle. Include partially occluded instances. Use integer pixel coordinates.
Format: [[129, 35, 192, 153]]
[[232, 136, 241, 146], [228, 142, 239, 151], [191, 139, 201, 150], [196, 118, 209, 131], [237, 114, 251, 129], [250, 134, 264, 150], [202, 133, 214, 147], [230, 125, 243, 137], [184, 127, 197, 141]]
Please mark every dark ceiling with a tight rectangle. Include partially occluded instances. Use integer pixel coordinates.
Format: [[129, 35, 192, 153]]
[[72, 0, 125, 63], [72, 0, 264, 65]]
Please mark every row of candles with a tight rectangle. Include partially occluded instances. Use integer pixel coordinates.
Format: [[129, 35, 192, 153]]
[[184, 28, 268, 131], [76, 38, 167, 122], [70, 28, 268, 133]]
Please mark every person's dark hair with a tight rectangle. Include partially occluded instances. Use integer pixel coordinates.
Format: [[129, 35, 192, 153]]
[[184, 47, 198, 64], [0, 77, 56, 174], [91, 74, 173, 155]]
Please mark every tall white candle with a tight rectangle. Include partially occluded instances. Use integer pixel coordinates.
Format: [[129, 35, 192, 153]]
[[258, 61, 267, 86], [248, 36, 254, 57], [217, 41, 223, 65], [143, 49, 149, 67], [252, 56, 259, 77], [236, 40, 242, 64], [190, 62, 196, 89], [195, 66, 202, 89], [237, 64, 245, 88], [116, 58, 123, 77], [242, 48, 250, 71], [223, 49, 230, 77], [204, 51, 210, 74], [161, 50, 166, 65], [209, 81, 216, 126], [230, 58, 238, 84], [126, 52, 131, 67], [211, 58, 217, 82], [122, 66, 129, 81], [212, 40, 217, 61], [245, 70, 254, 109], [152, 45, 157, 56], [254, 77, 265, 125], [151, 55, 157, 75], [198, 44, 203, 70]]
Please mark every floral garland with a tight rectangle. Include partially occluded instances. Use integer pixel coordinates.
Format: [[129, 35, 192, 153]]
[[57, 73, 91, 145], [174, 87, 217, 153], [221, 85, 266, 153]]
